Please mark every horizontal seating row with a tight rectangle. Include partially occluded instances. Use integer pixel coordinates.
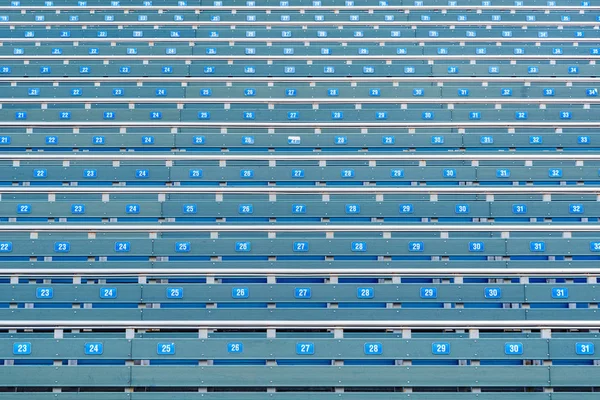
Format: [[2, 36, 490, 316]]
[[0, 322, 597, 393], [4, 0, 598, 8], [2, 10, 600, 23], [3, 12, 600, 24], [4, 46, 600, 58], [1, 163, 600, 183], [3, 131, 600, 151], [3, 27, 600, 39], [2, 336, 600, 359], [3, 83, 600, 99], [4, 46, 600, 55], [0, 282, 593, 304], [0, 63, 595, 77], [0, 234, 596, 256], [2, 108, 599, 123], [2, 195, 600, 220]]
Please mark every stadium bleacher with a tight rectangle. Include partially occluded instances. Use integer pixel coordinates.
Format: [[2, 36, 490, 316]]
[[0, 0, 599, 398]]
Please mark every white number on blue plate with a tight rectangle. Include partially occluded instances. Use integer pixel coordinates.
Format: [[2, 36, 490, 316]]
[[469, 242, 484, 252], [125, 204, 140, 214], [364, 342, 382, 355], [551, 288, 568, 299], [345, 204, 360, 214], [36, 288, 53, 299], [115, 242, 130, 252], [569, 204, 584, 214], [576, 342, 594, 355], [409, 242, 424, 252], [71, 204, 85, 214], [293, 242, 309, 252], [100, 287, 117, 299], [291, 169, 304, 178], [296, 342, 314, 354], [232, 287, 249, 298], [295, 288, 311, 298], [54, 242, 70, 253], [235, 242, 251, 252], [292, 204, 306, 214], [239, 204, 253, 214], [33, 169, 47, 178], [505, 342, 523, 355], [85, 342, 103, 355], [17, 204, 31, 214], [484, 287, 501, 299], [443, 169, 456, 178], [420, 288, 437, 298], [189, 169, 203, 178], [175, 242, 190, 253], [399, 204, 413, 214], [240, 169, 254, 178], [351, 242, 367, 252], [182, 204, 197, 214], [530, 241, 545, 252], [391, 169, 404, 178], [228, 342, 243, 353], [13, 342, 31, 355], [432, 342, 450, 355], [512, 204, 527, 214], [455, 204, 470, 214], [357, 287, 374, 299], [157, 343, 175, 355], [167, 287, 183, 298]]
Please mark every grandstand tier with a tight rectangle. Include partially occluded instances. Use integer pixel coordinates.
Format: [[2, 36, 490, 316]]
[[0, 0, 598, 397]]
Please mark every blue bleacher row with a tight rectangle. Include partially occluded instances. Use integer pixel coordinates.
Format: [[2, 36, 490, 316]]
[[2, 0, 598, 8], [0, 281, 593, 304], [3, 108, 599, 123], [1, 193, 600, 221], [0, 62, 596, 77], [0, 234, 597, 256], [2, 337, 597, 358], [0, 130, 598, 151], [3, 27, 600, 40], [1, 163, 600, 183], [3, 132, 600, 150], [2, 10, 600, 23], [3, 42, 600, 53], [2, 83, 599, 99], [3, 14, 600, 25], [1, 197, 599, 220]]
